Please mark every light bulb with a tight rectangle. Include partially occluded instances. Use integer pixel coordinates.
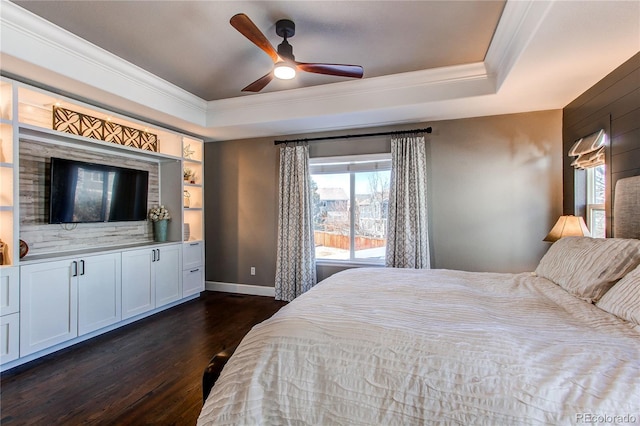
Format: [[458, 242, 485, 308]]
[[274, 61, 296, 80]]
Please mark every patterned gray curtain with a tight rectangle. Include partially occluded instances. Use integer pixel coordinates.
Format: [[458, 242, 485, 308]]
[[385, 135, 430, 268], [275, 144, 317, 301]]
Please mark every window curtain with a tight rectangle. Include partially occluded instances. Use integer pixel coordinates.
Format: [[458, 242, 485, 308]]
[[275, 144, 317, 301], [385, 135, 430, 269]]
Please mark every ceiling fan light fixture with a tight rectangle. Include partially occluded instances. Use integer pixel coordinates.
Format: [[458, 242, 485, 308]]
[[230, 14, 363, 92], [274, 61, 296, 80]]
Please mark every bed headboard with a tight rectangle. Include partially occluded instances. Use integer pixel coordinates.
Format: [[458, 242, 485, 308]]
[[613, 175, 640, 239]]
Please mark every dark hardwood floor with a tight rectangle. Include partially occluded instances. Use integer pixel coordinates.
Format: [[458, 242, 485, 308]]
[[0, 291, 286, 425]]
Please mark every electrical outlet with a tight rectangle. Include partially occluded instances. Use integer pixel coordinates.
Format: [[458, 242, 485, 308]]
[[250, 267, 256, 276]]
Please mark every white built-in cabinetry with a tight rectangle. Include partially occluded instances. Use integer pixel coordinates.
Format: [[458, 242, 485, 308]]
[[0, 267, 19, 363], [77, 253, 122, 336], [0, 80, 17, 267], [154, 244, 183, 306], [20, 253, 121, 356], [183, 137, 204, 242], [183, 241, 205, 297], [122, 243, 182, 319], [181, 136, 205, 298], [0, 77, 206, 371]]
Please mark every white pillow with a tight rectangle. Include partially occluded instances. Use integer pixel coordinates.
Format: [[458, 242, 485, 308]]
[[597, 264, 640, 324], [535, 237, 640, 303]]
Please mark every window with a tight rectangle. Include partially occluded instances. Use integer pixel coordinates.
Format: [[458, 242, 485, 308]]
[[586, 164, 606, 238], [570, 129, 607, 238], [310, 154, 390, 263]]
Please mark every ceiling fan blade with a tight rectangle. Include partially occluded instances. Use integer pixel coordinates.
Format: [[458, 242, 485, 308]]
[[296, 62, 364, 79], [230, 13, 280, 63], [242, 72, 274, 92]]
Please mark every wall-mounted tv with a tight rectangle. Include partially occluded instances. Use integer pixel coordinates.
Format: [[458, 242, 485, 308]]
[[49, 157, 149, 224]]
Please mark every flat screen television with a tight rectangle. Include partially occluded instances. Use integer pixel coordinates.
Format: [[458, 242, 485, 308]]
[[49, 157, 149, 224]]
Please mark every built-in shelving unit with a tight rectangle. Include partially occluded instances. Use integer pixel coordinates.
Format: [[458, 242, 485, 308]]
[[0, 80, 17, 267], [7, 81, 204, 256], [0, 76, 206, 370], [182, 136, 204, 242]]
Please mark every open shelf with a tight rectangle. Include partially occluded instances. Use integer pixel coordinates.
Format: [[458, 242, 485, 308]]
[[0, 124, 13, 165], [181, 136, 203, 242], [17, 86, 184, 159], [19, 125, 181, 163], [0, 81, 13, 121]]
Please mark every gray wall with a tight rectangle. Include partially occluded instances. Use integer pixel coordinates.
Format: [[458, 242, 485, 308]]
[[429, 111, 562, 272], [205, 109, 563, 287], [563, 52, 640, 235]]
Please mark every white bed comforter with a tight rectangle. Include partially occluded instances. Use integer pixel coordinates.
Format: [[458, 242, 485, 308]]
[[198, 268, 640, 425]]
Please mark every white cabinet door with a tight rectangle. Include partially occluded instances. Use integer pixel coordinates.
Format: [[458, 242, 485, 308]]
[[77, 253, 122, 336], [121, 248, 153, 320], [122, 244, 182, 318], [20, 259, 78, 356], [154, 245, 182, 307], [0, 312, 19, 364]]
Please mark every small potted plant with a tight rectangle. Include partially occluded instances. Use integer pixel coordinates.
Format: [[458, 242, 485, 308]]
[[148, 205, 171, 242], [184, 168, 197, 184]]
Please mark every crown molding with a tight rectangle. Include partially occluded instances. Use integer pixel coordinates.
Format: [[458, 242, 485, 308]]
[[210, 62, 490, 111], [0, 0, 555, 139], [205, 0, 554, 132], [206, 62, 495, 128], [0, 0, 207, 126], [485, 0, 555, 90]]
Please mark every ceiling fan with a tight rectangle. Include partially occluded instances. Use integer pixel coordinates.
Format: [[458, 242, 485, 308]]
[[230, 13, 364, 92]]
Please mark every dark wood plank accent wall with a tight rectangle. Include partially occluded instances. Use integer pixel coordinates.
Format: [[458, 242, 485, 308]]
[[563, 52, 640, 236]]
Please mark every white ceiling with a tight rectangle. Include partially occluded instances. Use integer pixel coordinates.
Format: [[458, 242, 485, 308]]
[[1, 0, 639, 141]]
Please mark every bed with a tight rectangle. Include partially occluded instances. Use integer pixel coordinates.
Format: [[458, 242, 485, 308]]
[[198, 176, 640, 425]]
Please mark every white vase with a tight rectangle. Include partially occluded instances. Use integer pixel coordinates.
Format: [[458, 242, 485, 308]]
[[183, 223, 191, 241]]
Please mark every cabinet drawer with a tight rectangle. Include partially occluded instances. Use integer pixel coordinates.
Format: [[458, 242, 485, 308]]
[[0, 267, 19, 316], [183, 267, 204, 298], [1, 312, 20, 364], [183, 241, 204, 269]]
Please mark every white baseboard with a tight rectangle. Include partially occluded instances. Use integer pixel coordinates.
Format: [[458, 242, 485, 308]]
[[206, 281, 275, 297]]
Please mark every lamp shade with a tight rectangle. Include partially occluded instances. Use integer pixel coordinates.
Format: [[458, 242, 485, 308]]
[[543, 215, 591, 242]]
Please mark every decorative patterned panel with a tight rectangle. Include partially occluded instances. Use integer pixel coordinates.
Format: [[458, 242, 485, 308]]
[[52, 106, 159, 152], [122, 126, 140, 148], [81, 114, 103, 140], [140, 132, 158, 152], [103, 120, 122, 143], [53, 106, 80, 134]]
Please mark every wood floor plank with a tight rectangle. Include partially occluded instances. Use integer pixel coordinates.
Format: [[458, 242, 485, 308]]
[[0, 292, 286, 425]]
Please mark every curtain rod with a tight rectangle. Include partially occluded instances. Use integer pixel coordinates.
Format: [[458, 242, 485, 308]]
[[273, 127, 432, 145]]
